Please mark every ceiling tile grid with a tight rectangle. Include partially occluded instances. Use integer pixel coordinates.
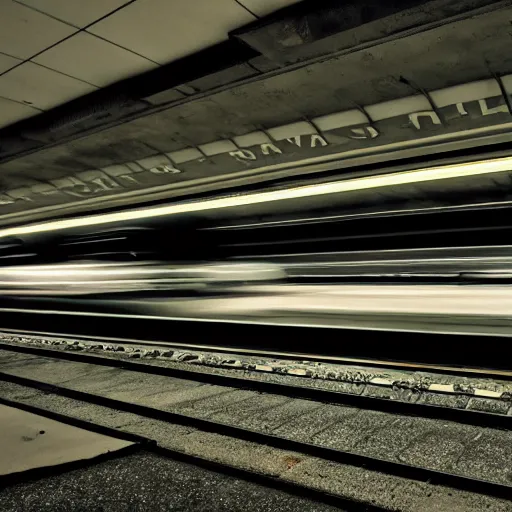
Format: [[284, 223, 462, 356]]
[[33, 32, 159, 87], [238, 0, 300, 18], [87, 0, 257, 64], [0, 96, 41, 129], [0, 0, 153, 128], [14, 0, 132, 28], [0, 0, 299, 130], [0, 62, 97, 110], [0, 0, 76, 59], [0, 52, 21, 74]]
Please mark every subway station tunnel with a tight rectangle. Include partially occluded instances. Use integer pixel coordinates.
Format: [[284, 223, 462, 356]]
[[0, 0, 511, 339], [2, 3, 512, 509]]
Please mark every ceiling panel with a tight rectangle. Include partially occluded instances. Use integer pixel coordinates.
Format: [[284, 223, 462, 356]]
[[0, 62, 97, 110], [0, 1, 76, 59], [0, 96, 41, 129], [33, 32, 158, 87], [0, 53, 21, 74], [238, 0, 300, 17], [88, 0, 256, 64], [15, 0, 131, 28]]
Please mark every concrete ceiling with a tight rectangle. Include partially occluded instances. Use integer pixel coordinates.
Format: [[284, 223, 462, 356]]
[[0, 0, 511, 230], [0, 0, 299, 129]]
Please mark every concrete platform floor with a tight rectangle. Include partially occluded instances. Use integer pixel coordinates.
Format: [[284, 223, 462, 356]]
[[0, 451, 341, 512]]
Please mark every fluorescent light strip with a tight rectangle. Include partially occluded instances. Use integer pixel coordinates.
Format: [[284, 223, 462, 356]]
[[1, 157, 511, 238]]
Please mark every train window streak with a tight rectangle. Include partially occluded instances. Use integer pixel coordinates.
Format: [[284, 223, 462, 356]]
[[203, 200, 512, 231], [219, 225, 512, 249], [60, 237, 127, 246], [209, 212, 512, 246], [229, 245, 512, 260]]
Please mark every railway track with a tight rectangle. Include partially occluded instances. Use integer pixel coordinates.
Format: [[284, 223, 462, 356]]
[[3, 325, 512, 380], [0, 303, 511, 372], [1, 332, 512, 511]]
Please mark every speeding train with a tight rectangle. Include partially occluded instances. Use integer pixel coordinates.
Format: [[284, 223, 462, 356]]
[[1, 195, 512, 297]]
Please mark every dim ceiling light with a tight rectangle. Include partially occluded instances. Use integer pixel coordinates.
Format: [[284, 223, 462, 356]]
[[0, 156, 510, 238]]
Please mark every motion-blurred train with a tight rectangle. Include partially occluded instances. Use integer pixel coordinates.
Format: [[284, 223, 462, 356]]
[[1, 191, 512, 296], [0, 260, 286, 296]]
